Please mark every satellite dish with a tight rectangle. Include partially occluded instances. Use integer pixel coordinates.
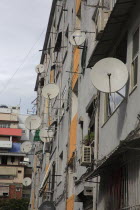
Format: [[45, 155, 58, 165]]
[[39, 127, 54, 143], [20, 141, 32, 153], [25, 115, 41, 130], [90, 58, 128, 93], [35, 64, 45, 74], [42, 84, 59, 99], [23, 177, 32, 187], [70, 30, 86, 46]]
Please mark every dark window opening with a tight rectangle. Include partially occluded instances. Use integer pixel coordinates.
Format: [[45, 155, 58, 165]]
[[54, 32, 62, 52], [114, 33, 127, 64], [86, 96, 97, 146], [11, 156, 15, 163], [81, 40, 88, 73], [1, 156, 7, 165], [48, 40, 51, 55], [40, 78, 44, 87], [133, 28, 139, 58]]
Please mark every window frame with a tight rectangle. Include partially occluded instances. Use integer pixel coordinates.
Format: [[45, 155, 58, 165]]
[[130, 27, 139, 92]]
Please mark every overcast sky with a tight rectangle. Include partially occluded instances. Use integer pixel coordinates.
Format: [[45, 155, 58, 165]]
[[0, 0, 52, 114]]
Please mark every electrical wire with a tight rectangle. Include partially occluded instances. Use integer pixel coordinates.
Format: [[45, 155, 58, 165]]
[[0, 28, 46, 96]]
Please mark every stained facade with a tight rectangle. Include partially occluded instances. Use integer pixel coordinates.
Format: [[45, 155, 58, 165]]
[[31, 0, 140, 210]]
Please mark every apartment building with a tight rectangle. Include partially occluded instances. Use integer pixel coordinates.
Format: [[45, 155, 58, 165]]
[[0, 105, 33, 199], [31, 0, 140, 209]]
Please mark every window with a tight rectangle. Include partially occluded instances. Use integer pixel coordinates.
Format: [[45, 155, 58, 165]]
[[11, 156, 15, 163], [1, 156, 7, 165], [54, 32, 62, 52], [16, 188, 21, 192], [104, 34, 127, 122], [58, 152, 63, 184], [131, 28, 139, 90], [40, 78, 44, 87], [86, 96, 97, 145], [104, 88, 125, 122], [0, 123, 10, 128], [22, 130, 26, 134], [0, 175, 12, 179]]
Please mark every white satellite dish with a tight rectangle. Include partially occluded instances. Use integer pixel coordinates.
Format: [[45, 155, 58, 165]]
[[35, 64, 45, 74], [42, 84, 59, 99], [20, 141, 32, 153], [23, 177, 32, 187], [90, 58, 128, 93], [25, 115, 41, 130], [39, 127, 54, 143], [70, 30, 86, 46]]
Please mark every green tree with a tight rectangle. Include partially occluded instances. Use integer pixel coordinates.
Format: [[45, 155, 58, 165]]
[[0, 198, 29, 210]]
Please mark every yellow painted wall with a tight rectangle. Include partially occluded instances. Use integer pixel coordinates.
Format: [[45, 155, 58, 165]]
[[50, 69, 55, 83], [45, 99, 49, 114], [66, 195, 75, 210], [76, 0, 81, 14], [69, 113, 78, 160], [72, 48, 80, 89]]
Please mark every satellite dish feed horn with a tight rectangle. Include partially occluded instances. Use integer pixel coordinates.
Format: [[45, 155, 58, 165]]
[[90, 58, 128, 95]]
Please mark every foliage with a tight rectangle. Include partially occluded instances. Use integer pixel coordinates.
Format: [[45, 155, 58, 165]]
[[0, 198, 29, 210], [83, 132, 94, 145]]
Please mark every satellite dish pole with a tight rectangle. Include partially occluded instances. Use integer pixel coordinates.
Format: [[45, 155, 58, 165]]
[[90, 58, 129, 98], [107, 73, 112, 95]]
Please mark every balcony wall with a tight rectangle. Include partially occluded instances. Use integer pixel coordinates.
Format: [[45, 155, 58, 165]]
[[0, 128, 22, 137], [0, 113, 18, 122], [0, 166, 24, 184]]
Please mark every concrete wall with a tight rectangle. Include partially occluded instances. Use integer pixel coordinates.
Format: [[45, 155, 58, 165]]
[[99, 0, 140, 159]]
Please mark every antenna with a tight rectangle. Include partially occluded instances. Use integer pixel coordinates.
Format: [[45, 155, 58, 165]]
[[42, 84, 59, 99], [39, 127, 54, 143], [35, 64, 45, 74], [20, 141, 32, 153], [25, 115, 41, 130], [70, 30, 86, 46], [23, 177, 32, 187], [90, 58, 129, 93]]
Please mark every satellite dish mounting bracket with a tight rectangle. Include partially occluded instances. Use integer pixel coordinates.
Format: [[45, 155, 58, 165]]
[[116, 91, 126, 99]]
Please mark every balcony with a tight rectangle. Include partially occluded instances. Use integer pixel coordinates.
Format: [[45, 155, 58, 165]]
[[0, 141, 12, 149], [0, 113, 18, 122], [0, 152, 25, 157], [88, 0, 135, 67], [0, 128, 22, 137]]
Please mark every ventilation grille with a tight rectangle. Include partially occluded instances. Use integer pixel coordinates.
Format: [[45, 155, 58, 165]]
[[80, 146, 91, 166]]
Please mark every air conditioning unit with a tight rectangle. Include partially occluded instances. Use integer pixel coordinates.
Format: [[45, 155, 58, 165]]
[[80, 146, 91, 166], [20, 157, 30, 166], [0, 141, 12, 149], [84, 186, 93, 196]]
